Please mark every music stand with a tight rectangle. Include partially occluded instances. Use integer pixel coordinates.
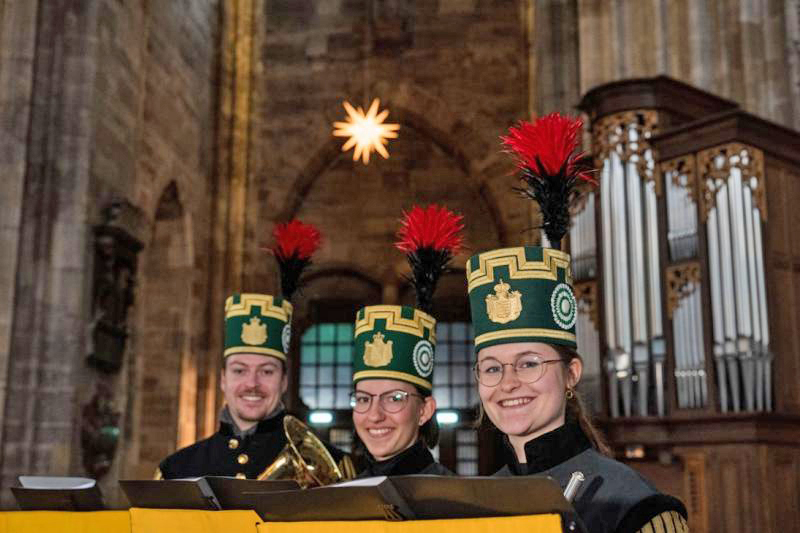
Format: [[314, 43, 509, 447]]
[[119, 479, 220, 510], [12, 477, 105, 511], [204, 477, 299, 510], [243, 474, 584, 531]]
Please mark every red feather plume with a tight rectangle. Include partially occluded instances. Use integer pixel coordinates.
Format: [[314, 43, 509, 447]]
[[501, 112, 595, 184], [395, 205, 464, 314], [272, 220, 322, 261], [395, 205, 464, 254], [501, 112, 597, 249], [269, 219, 321, 301]]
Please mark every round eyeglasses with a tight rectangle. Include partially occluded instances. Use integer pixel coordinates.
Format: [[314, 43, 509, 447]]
[[349, 390, 423, 413], [473, 355, 565, 387]]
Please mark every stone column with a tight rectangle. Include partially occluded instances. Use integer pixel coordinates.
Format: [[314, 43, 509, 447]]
[[201, 0, 258, 437], [0, 0, 99, 505], [0, 0, 40, 478]]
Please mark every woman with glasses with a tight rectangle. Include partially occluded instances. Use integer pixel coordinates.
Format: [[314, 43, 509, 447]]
[[467, 246, 688, 533], [464, 114, 688, 533], [348, 205, 462, 477], [349, 306, 453, 477]]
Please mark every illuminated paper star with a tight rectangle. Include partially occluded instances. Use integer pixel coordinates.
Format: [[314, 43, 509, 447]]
[[332, 98, 400, 164]]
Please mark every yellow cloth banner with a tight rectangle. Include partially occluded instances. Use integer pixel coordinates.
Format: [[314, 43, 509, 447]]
[[130, 508, 261, 533], [0, 510, 563, 533], [0, 510, 129, 533], [256, 514, 564, 533]]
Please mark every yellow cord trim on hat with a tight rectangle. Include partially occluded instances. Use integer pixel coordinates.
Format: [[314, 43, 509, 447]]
[[467, 247, 573, 292], [225, 293, 293, 321], [354, 305, 437, 343], [352, 370, 432, 391], [474, 327, 576, 346], [223, 346, 287, 361]]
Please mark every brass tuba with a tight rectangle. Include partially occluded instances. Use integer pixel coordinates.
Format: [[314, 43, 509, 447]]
[[258, 415, 354, 488]]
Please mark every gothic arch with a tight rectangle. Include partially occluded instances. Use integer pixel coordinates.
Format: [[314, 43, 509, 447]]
[[123, 181, 196, 478], [283, 264, 384, 412], [291, 263, 384, 327], [275, 82, 514, 245]]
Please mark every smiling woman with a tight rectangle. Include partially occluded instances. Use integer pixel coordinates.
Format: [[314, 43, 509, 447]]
[[349, 206, 464, 478], [468, 246, 688, 533], [350, 306, 452, 477], [474, 342, 606, 462], [463, 114, 689, 533], [351, 379, 435, 463], [475, 345, 577, 462]]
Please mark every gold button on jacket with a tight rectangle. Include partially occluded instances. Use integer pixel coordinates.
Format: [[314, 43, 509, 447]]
[[237, 453, 249, 465]]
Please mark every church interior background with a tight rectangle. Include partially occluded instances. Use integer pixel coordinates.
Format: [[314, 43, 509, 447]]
[[1, 1, 799, 531]]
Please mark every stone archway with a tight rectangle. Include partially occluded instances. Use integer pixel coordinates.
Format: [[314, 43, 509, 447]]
[[125, 182, 195, 478], [274, 81, 524, 246]]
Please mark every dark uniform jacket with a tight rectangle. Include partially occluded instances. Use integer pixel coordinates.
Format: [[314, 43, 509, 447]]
[[357, 440, 454, 477], [158, 409, 353, 480], [495, 421, 688, 533]]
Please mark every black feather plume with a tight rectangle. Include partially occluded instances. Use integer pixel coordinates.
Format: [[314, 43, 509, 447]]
[[513, 157, 585, 250]]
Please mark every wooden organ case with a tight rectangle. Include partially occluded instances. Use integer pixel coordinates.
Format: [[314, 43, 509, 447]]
[[576, 77, 800, 533]]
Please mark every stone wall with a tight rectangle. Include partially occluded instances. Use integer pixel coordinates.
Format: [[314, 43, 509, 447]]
[[534, 0, 800, 130], [0, 0, 798, 508], [0, 1, 41, 497], [244, 0, 533, 336], [0, 0, 101, 506], [240, 0, 800, 419], [89, 0, 220, 495], [0, 0, 219, 506]]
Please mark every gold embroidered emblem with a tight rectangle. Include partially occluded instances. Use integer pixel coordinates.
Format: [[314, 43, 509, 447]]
[[241, 316, 268, 345], [485, 279, 522, 323], [363, 332, 393, 367]]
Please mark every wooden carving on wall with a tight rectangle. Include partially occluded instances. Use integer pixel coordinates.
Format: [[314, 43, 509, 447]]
[[80, 381, 121, 479], [87, 201, 144, 373]]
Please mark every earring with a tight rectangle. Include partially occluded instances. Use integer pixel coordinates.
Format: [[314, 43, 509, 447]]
[[565, 388, 575, 399]]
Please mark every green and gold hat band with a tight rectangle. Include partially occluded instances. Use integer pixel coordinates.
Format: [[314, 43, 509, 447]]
[[467, 246, 577, 351], [352, 305, 437, 392], [224, 293, 293, 361]]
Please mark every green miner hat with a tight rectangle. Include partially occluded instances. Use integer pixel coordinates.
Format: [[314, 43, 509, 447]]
[[467, 246, 577, 352], [224, 293, 293, 361], [352, 305, 436, 393]]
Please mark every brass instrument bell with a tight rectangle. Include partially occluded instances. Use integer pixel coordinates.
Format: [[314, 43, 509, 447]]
[[258, 415, 347, 488]]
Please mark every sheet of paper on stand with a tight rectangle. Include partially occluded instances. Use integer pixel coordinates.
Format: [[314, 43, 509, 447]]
[[19, 476, 97, 489]]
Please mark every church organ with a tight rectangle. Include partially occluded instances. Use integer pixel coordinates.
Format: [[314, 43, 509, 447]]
[[577, 76, 800, 533]]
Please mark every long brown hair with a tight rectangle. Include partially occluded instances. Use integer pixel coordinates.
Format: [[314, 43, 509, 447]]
[[474, 343, 611, 457], [553, 345, 612, 456], [416, 386, 440, 449]]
